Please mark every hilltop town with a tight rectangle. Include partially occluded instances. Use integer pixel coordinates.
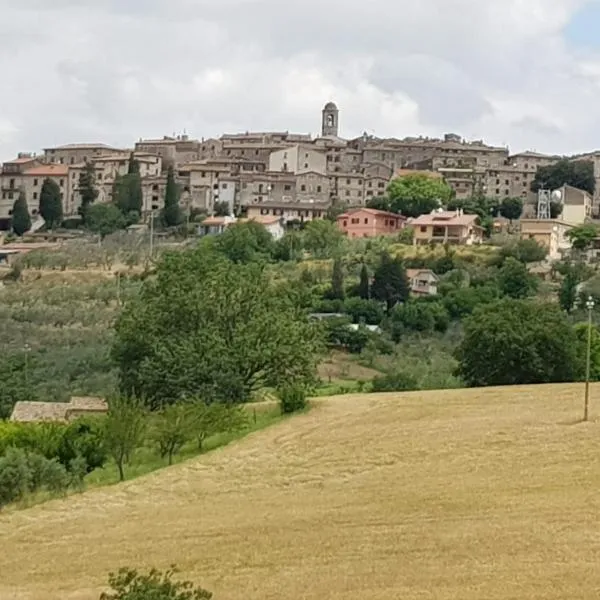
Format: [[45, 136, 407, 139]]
[[3, 101, 599, 231]]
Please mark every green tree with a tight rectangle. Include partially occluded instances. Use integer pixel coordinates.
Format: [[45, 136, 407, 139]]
[[11, 190, 31, 236], [78, 162, 99, 220], [499, 196, 523, 222], [531, 159, 595, 195], [113, 247, 323, 408], [213, 201, 230, 217], [567, 224, 598, 252], [185, 402, 247, 451], [330, 258, 345, 300], [102, 397, 146, 481], [216, 220, 273, 263], [386, 174, 453, 217], [498, 257, 537, 299], [152, 403, 190, 465], [365, 195, 391, 212], [162, 166, 181, 227], [0, 352, 36, 420], [497, 238, 548, 265], [39, 178, 63, 229], [455, 299, 580, 387], [302, 219, 343, 258], [371, 251, 410, 311], [86, 203, 127, 239], [358, 263, 370, 299], [100, 567, 212, 600], [114, 168, 143, 219], [559, 265, 580, 313]]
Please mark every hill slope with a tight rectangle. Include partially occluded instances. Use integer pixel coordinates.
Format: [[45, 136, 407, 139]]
[[3, 384, 600, 599]]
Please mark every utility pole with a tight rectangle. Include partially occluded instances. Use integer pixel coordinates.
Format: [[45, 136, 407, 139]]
[[584, 295, 595, 422]]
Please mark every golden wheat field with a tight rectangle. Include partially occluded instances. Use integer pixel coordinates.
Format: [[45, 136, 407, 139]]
[[3, 384, 600, 600]]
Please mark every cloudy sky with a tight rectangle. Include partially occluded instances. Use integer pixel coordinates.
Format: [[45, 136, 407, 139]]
[[1, 0, 600, 161]]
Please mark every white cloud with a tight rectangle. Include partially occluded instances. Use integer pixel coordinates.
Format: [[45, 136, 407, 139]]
[[0, 0, 599, 159]]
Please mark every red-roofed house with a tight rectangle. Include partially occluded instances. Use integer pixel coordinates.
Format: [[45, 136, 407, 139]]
[[336, 208, 406, 238], [410, 209, 484, 246]]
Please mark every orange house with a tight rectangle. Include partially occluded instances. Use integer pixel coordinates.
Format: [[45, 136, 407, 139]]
[[336, 208, 406, 238]]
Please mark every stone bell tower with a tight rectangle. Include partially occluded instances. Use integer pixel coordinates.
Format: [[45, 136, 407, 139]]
[[321, 101, 339, 137]]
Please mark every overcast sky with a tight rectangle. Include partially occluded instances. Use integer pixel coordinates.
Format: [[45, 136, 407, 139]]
[[2, 0, 600, 161]]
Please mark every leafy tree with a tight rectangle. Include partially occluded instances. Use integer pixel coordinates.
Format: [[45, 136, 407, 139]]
[[358, 264, 370, 299], [371, 371, 419, 393], [455, 299, 580, 387], [152, 403, 190, 465], [78, 162, 99, 220], [559, 265, 580, 313], [0, 352, 35, 420], [343, 297, 384, 325], [531, 159, 594, 195], [391, 300, 449, 333], [447, 195, 499, 220], [497, 238, 548, 265], [498, 257, 538, 299], [365, 195, 391, 212], [330, 258, 345, 300], [213, 201, 230, 217], [56, 419, 107, 474], [113, 247, 323, 408], [102, 397, 146, 481], [216, 220, 273, 263], [371, 251, 410, 311], [86, 203, 127, 239], [567, 224, 598, 252], [100, 567, 212, 600], [185, 402, 247, 451], [302, 219, 343, 258], [162, 166, 181, 227], [386, 174, 453, 217], [499, 196, 523, 222], [271, 230, 303, 262], [0, 448, 31, 507], [39, 178, 63, 229], [11, 190, 31, 236]]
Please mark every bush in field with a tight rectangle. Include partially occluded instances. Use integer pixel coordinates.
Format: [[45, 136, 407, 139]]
[[152, 403, 190, 465], [371, 371, 420, 393], [100, 567, 212, 600], [278, 384, 308, 414], [185, 402, 248, 451], [56, 419, 107, 474]]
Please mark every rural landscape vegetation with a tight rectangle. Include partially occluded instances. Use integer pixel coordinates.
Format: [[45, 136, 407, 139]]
[[3, 156, 600, 598]]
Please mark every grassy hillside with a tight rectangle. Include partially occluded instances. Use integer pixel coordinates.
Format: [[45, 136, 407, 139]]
[[2, 384, 600, 599]]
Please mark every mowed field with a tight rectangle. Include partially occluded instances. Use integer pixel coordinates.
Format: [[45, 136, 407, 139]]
[[3, 385, 600, 599]]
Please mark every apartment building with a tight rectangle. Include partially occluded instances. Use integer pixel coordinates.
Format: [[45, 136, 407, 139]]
[[135, 135, 200, 170], [43, 143, 122, 165], [269, 145, 327, 175], [337, 208, 406, 238], [330, 172, 365, 205], [246, 202, 327, 223]]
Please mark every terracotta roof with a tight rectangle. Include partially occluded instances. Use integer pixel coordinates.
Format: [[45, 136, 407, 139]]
[[410, 211, 480, 227], [245, 215, 282, 225], [45, 143, 116, 151], [337, 208, 406, 220], [23, 165, 69, 176], [4, 156, 38, 165], [10, 402, 69, 423], [69, 396, 108, 411], [407, 268, 438, 280]]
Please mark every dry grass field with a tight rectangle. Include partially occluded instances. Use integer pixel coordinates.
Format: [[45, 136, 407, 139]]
[[3, 384, 600, 599]]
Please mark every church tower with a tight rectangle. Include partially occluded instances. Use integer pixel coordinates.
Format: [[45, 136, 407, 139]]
[[321, 101, 339, 137]]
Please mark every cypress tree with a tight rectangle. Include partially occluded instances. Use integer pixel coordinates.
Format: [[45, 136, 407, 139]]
[[371, 251, 410, 312], [78, 162, 98, 221], [331, 258, 345, 300], [358, 263, 370, 299], [39, 178, 63, 229], [161, 166, 181, 227], [11, 191, 31, 236]]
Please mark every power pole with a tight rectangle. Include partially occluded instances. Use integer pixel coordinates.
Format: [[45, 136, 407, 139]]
[[584, 296, 595, 422]]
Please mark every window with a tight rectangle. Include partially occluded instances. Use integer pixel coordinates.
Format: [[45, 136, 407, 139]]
[[317, 186, 322, 192], [33, 192, 38, 200], [152, 204, 159, 210], [345, 190, 350, 196], [343, 220, 348, 227], [351, 218, 359, 224], [304, 163, 308, 169], [496, 189, 500, 195], [496, 179, 500, 185], [33, 179, 38, 186], [221, 183, 227, 189], [201, 171, 206, 177], [8, 191, 13, 200], [364, 218, 368, 224], [378, 182, 385, 188], [305, 153, 309, 158], [346, 178, 351, 184], [32, 209, 38, 215], [60, 179, 64, 187], [505, 180, 509, 185], [98, 174, 103, 180], [9, 178, 14, 189], [284, 184, 291, 191], [152, 184, 159, 191], [505, 190, 509, 195], [368, 181, 372, 188], [420, 226, 427, 232], [257, 195, 263, 202], [242, 183, 248, 189], [300, 185, 306, 191]]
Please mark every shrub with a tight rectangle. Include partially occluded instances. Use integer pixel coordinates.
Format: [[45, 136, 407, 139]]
[[57, 419, 107, 473], [278, 384, 308, 414], [343, 297, 385, 325], [0, 448, 31, 507], [371, 371, 420, 393], [100, 567, 212, 600]]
